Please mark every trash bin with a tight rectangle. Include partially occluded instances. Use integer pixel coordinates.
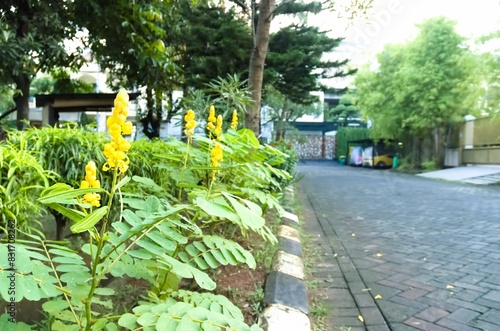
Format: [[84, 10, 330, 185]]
[[392, 155, 399, 168], [339, 156, 346, 165]]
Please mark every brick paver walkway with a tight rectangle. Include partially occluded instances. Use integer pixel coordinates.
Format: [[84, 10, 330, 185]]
[[298, 161, 500, 331]]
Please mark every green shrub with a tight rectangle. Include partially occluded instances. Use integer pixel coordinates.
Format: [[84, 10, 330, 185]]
[[0, 92, 289, 330], [269, 140, 298, 188], [0, 143, 52, 235]]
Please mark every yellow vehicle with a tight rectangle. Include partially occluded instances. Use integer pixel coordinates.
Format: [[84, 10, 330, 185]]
[[363, 146, 395, 168]]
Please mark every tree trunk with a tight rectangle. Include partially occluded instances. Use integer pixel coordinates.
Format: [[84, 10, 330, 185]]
[[141, 87, 160, 139], [245, 0, 276, 136], [14, 74, 31, 130]]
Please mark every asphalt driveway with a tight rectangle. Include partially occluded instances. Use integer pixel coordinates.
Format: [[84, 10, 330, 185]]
[[298, 161, 500, 331]]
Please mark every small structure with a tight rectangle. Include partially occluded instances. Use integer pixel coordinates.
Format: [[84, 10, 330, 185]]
[[35, 93, 140, 130]]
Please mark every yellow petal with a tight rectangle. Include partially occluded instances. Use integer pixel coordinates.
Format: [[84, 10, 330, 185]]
[[446, 285, 454, 289], [358, 315, 364, 323], [374, 294, 382, 300], [352, 233, 356, 237], [376, 253, 383, 257]]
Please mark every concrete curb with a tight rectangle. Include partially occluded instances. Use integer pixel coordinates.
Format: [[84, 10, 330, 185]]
[[258, 187, 311, 331]]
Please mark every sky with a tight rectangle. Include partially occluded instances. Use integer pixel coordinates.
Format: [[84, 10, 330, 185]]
[[309, 0, 500, 88]]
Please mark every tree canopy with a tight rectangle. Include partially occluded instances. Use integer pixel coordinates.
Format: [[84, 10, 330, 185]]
[[0, 0, 83, 128], [355, 17, 481, 167], [263, 23, 352, 139]]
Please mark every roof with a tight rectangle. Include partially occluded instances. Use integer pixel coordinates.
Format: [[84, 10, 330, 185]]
[[35, 93, 140, 112]]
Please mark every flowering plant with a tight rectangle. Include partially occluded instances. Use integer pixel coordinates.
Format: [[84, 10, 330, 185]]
[[0, 90, 293, 331]]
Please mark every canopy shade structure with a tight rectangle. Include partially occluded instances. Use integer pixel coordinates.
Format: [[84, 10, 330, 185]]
[[35, 93, 140, 126]]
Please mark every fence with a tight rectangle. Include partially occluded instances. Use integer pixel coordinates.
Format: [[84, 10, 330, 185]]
[[293, 135, 335, 159]]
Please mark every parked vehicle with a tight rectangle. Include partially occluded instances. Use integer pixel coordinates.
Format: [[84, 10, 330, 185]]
[[363, 146, 395, 168], [349, 146, 364, 166]]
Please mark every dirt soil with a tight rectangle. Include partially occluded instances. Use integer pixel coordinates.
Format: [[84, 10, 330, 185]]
[[215, 264, 267, 324]]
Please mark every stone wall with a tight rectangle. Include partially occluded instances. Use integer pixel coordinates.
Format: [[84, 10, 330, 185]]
[[293, 135, 335, 159]]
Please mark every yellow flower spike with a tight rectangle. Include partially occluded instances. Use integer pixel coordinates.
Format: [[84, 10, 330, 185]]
[[210, 143, 224, 180], [208, 105, 216, 123], [214, 114, 223, 138], [81, 161, 101, 208], [184, 109, 197, 137], [104, 89, 131, 173], [231, 109, 238, 130], [122, 122, 133, 135]]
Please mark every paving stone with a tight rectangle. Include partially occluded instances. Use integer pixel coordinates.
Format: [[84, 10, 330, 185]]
[[445, 298, 489, 313], [477, 308, 500, 325], [296, 163, 500, 331], [446, 308, 481, 324], [378, 279, 411, 291], [482, 290, 500, 302], [367, 325, 391, 331], [326, 315, 364, 329], [400, 288, 429, 300], [353, 293, 377, 308], [278, 236, 302, 258], [264, 271, 308, 314], [436, 318, 481, 331], [330, 308, 360, 316], [378, 301, 420, 323], [403, 280, 436, 292], [391, 323, 421, 331], [474, 298, 500, 310], [455, 289, 483, 302], [404, 317, 452, 331], [425, 289, 455, 301], [452, 281, 489, 293], [414, 307, 449, 322], [359, 307, 386, 325], [469, 319, 500, 330], [323, 288, 357, 309], [390, 296, 429, 311]]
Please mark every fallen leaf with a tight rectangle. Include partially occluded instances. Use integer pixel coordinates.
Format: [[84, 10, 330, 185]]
[[358, 315, 364, 323], [446, 285, 454, 289], [376, 253, 383, 257], [374, 294, 382, 300], [352, 233, 356, 237]]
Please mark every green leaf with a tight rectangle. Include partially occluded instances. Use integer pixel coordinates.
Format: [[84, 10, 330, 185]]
[[178, 315, 200, 331], [115, 176, 131, 190], [122, 209, 142, 226], [132, 175, 164, 192], [118, 313, 137, 329], [222, 193, 265, 230], [70, 206, 108, 233], [55, 264, 89, 273], [156, 313, 179, 331], [42, 299, 69, 314], [46, 203, 85, 223], [146, 231, 176, 252], [39, 183, 105, 204], [0, 314, 33, 331], [94, 288, 115, 296], [195, 197, 239, 223], [136, 312, 157, 326]]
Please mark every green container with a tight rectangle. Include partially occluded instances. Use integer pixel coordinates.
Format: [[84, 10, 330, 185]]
[[339, 156, 346, 165], [392, 155, 399, 168]]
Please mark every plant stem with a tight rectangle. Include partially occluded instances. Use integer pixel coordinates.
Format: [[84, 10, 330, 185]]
[[178, 136, 192, 201], [83, 168, 118, 330]]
